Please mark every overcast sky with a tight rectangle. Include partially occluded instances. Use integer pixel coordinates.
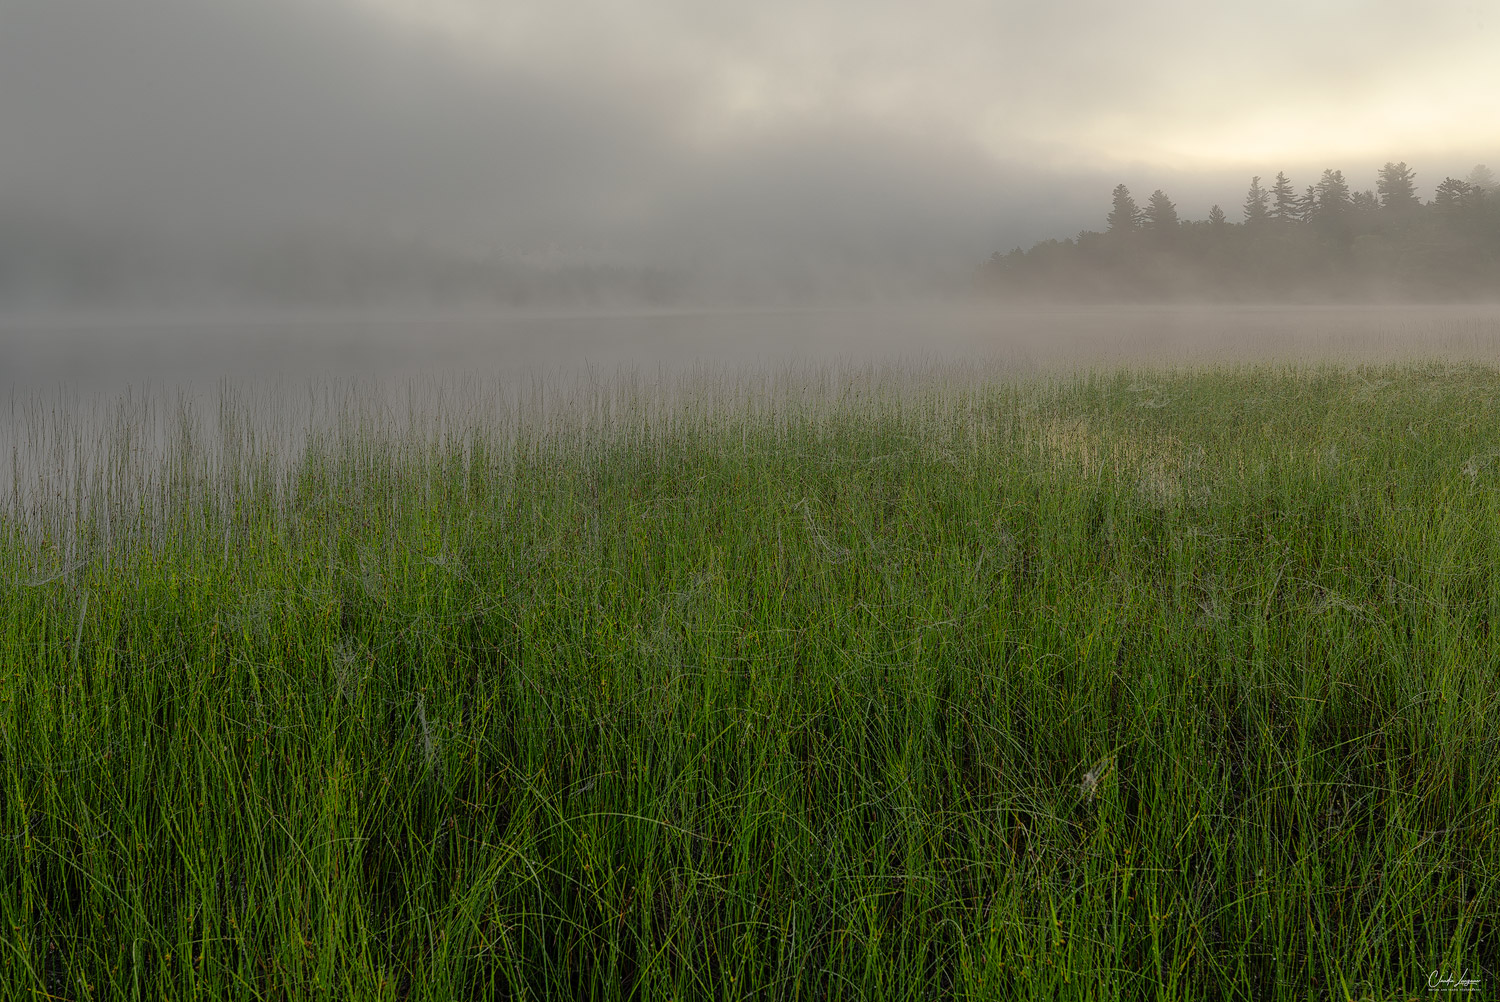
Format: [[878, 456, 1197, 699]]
[[3, 0, 1496, 291]]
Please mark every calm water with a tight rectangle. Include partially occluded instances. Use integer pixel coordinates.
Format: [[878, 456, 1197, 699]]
[[6, 302, 1500, 397], [4, 302, 1500, 527]]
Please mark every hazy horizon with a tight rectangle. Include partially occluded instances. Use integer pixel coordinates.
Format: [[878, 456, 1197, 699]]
[[2, 0, 1496, 309]]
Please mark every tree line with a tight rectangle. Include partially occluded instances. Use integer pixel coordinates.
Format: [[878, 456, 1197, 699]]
[[980, 163, 1499, 301]]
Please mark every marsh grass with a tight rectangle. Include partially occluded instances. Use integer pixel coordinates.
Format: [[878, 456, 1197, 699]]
[[1, 360, 1497, 999]]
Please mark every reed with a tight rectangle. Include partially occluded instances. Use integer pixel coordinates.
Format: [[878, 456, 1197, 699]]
[[1, 360, 1495, 999]]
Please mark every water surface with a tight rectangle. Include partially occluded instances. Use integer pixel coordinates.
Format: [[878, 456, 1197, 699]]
[[7, 303, 1500, 397]]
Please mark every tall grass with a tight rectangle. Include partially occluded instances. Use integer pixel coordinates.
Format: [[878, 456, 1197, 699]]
[[1, 361, 1496, 999]]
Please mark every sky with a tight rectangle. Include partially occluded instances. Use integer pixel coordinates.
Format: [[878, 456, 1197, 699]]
[[2, 0, 1496, 302]]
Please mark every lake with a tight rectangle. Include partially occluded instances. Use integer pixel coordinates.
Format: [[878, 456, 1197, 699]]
[[6, 302, 1500, 397], [5, 302, 1500, 511]]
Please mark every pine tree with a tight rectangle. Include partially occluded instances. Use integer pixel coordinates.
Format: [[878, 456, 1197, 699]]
[[1351, 191, 1380, 233], [1377, 162, 1419, 210], [1434, 177, 1475, 211], [1243, 176, 1270, 225], [1269, 172, 1298, 222], [1107, 184, 1143, 232], [1315, 169, 1352, 215], [1143, 189, 1179, 231], [1208, 204, 1227, 227], [1298, 186, 1318, 223], [1466, 164, 1497, 193]]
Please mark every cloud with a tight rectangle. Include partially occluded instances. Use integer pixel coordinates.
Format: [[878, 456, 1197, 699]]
[[0, 0, 683, 246], [1, 0, 1494, 304], [350, 0, 1500, 166]]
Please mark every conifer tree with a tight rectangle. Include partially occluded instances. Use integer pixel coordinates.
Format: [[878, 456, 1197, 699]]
[[1107, 184, 1143, 232], [1298, 185, 1318, 222], [1208, 204, 1227, 227], [1434, 177, 1476, 212], [1143, 189, 1179, 231], [1243, 176, 1270, 224], [1315, 169, 1352, 215], [1466, 164, 1497, 193], [1377, 162, 1419, 210], [1269, 172, 1298, 222]]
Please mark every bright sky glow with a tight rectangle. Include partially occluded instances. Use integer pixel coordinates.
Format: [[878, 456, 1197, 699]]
[[3, 0, 1493, 270], [351, 0, 1500, 171]]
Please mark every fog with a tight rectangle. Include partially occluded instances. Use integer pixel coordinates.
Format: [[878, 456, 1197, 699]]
[[6, 302, 1500, 521], [3, 0, 1495, 312], [2, 0, 1499, 455], [8, 305, 1500, 399]]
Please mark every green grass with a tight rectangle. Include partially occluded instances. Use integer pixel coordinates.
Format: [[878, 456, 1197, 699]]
[[2, 361, 1497, 1000]]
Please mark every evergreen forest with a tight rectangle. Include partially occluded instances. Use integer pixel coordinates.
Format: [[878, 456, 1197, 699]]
[[981, 163, 1500, 301]]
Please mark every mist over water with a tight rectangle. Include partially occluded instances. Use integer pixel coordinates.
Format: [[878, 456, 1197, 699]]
[[7, 4, 1500, 994], [6, 302, 1500, 512], [9, 303, 1500, 398]]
